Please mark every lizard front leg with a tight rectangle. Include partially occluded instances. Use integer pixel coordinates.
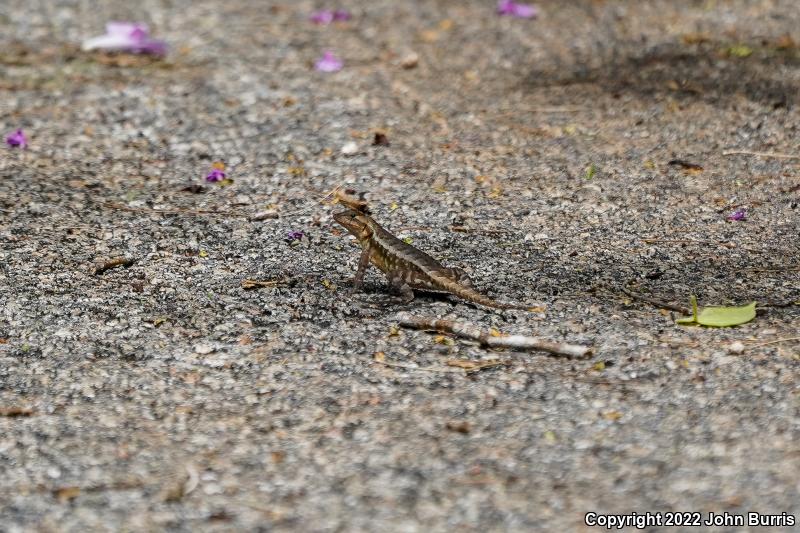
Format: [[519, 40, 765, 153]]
[[387, 270, 415, 304], [350, 243, 372, 292]]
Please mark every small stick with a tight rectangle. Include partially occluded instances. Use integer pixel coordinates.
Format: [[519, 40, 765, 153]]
[[241, 278, 287, 289], [722, 150, 800, 159], [449, 226, 510, 235], [746, 336, 800, 347], [621, 284, 689, 314], [446, 359, 508, 372], [395, 313, 592, 358], [94, 256, 135, 275], [641, 238, 725, 245], [489, 107, 586, 119]]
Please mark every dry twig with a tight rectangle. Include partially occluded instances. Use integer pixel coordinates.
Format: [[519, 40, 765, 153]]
[[746, 336, 800, 347], [722, 150, 800, 159], [241, 278, 288, 289], [641, 238, 729, 245], [395, 313, 592, 358], [93, 256, 135, 275]]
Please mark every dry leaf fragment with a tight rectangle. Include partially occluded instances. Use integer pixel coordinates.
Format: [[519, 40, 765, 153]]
[[667, 159, 703, 171], [445, 420, 471, 434], [271, 451, 285, 464], [419, 29, 439, 42], [372, 131, 390, 146], [433, 335, 454, 345], [0, 406, 35, 417], [334, 189, 370, 213], [775, 34, 797, 50], [681, 33, 710, 45], [54, 486, 81, 503]]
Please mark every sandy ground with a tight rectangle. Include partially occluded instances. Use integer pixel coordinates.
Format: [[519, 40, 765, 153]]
[[1, 0, 799, 531]]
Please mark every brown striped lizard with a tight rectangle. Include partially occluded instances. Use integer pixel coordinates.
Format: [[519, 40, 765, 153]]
[[333, 209, 536, 310]]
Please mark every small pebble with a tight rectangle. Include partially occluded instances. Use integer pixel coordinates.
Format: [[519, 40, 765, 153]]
[[728, 341, 745, 354], [341, 141, 359, 155], [400, 52, 419, 69]]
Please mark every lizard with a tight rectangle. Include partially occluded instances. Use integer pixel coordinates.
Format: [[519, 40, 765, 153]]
[[333, 208, 535, 310]]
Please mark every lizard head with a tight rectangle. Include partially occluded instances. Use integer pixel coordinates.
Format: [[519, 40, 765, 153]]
[[333, 209, 372, 240]]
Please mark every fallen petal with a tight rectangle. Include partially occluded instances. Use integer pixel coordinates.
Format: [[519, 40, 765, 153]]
[[82, 21, 167, 55], [727, 208, 747, 221], [310, 10, 335, 24], [511, 3, 538, 18], [5, 129, 27, 149], [497, 0, 538, 18], [82, 33, 138, 52], [205, 169, 227, 182], [106, 21, 150, 38], [315, 50, 343, 72]]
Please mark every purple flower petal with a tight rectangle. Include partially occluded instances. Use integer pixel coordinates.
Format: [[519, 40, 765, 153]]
[[82, 21, 167, 56], [315, 50, 343, 72], [129, 39, 168, 55], [497, 0, 538, 18], [332, 10, 352, 21], [310, 10, 335, 24], [310, 9, 351, 24], [106, 22, 150, 38], [727, 208, 747, 221], [205, 169, 227, 182], [5, 129, 27, 149], [285, 230, 305, 243]]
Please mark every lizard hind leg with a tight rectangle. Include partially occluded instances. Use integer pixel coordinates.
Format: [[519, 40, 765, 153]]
[[449, 267, 475, 288], [387, 270, 415, 304]]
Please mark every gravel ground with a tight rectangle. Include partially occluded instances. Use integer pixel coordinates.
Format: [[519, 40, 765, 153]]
[[1, 1, 799, 531]]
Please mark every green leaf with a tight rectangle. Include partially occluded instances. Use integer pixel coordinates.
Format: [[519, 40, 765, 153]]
[[677, 297, 756, 327], [697, 302, 756, 327], [584, 163, 597, 180]]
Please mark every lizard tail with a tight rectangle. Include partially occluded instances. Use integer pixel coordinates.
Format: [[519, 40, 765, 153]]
[[428, 273, 532, 311]]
